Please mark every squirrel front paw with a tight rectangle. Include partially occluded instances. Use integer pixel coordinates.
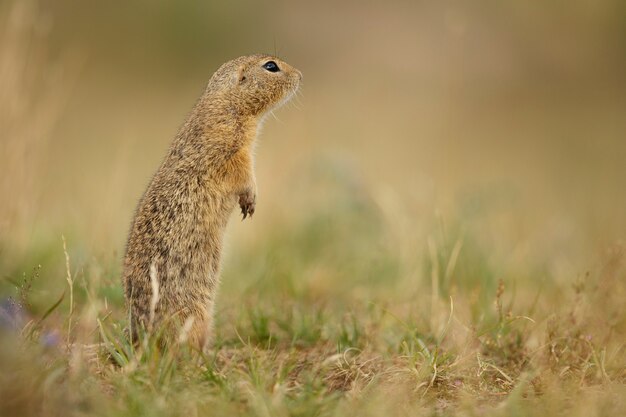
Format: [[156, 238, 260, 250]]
[[238, 189, 256, 220]]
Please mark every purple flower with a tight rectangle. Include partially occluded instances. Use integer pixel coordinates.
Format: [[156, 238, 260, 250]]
[[0, 297, 26, 330]]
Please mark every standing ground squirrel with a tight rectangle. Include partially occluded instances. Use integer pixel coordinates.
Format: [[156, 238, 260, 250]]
[[122, 54, 301, 350]]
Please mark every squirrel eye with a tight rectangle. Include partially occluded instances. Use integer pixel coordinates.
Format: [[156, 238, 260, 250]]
[[262, 61, 280, 72]]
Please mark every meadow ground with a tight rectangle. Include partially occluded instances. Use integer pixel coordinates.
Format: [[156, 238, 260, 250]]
[[1, 1, 626, 416], [2, 171, 625, 416]]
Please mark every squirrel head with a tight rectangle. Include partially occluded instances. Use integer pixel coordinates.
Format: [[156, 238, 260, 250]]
[[206, 54, 302, 118]]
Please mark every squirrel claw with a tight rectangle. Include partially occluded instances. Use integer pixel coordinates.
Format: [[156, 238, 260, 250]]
[[239, 192, 256, 220]]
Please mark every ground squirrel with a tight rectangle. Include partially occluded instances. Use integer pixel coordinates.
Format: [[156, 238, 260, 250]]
[[122, 54, 301, 350]]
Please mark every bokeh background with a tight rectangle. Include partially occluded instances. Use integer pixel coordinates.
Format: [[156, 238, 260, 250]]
[[1, 0, 625, 319]]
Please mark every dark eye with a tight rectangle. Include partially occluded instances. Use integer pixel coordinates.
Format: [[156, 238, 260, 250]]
[[262, 61, 280, 72]]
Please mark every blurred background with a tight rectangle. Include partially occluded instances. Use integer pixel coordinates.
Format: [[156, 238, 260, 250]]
[[1, 0, 625, 314]]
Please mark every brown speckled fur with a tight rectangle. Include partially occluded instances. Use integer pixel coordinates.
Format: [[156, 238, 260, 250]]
[[122, 54, 301, 350]]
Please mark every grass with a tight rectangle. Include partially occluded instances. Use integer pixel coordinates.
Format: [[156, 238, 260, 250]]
[[1, 179, 625, 417]]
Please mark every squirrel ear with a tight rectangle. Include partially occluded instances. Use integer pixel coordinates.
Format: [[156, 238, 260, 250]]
[[237, 66, 247, 84]]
